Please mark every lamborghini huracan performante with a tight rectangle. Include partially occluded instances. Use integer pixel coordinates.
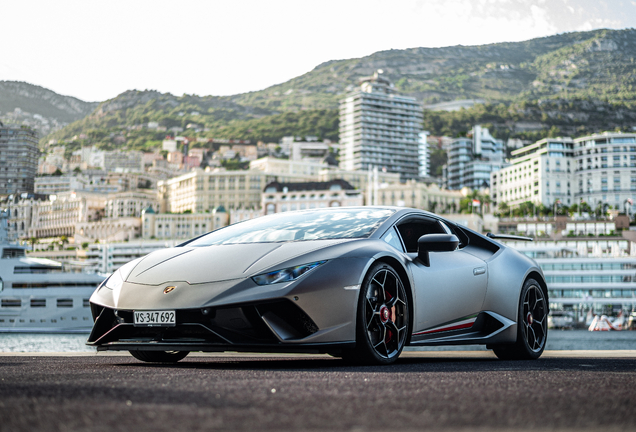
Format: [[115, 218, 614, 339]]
[[87, 207, 548, 364]]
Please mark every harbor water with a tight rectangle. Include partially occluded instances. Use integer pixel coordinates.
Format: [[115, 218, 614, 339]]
[[1, 330, 636, 353]]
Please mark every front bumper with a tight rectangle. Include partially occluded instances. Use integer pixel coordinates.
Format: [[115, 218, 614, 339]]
[[87, 299, 355, 354]]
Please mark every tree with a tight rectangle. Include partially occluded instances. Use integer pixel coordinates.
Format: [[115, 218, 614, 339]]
[[497, 201, 510, 218], [58, 235, 69, 251], [568, 203, 579, 217]]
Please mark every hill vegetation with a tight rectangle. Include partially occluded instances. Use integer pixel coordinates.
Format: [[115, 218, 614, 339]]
[[30, 28, 636, 150]]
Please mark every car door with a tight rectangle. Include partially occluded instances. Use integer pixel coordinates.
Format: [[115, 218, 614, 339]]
[[394, 216, 488, 340]]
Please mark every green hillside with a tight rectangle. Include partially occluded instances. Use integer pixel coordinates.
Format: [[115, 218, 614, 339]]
[[43, 28, 636, 150], [229, 28, 636, 109]]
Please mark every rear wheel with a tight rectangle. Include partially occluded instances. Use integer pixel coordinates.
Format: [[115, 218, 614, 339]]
[[129, 350, 189, 363], [493, 278, 547, 360], [343, 263, 409, 365]]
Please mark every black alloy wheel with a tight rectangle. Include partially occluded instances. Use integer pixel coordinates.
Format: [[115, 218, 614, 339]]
[[344, 262, 409, 365], [493, 278, 547, 360]]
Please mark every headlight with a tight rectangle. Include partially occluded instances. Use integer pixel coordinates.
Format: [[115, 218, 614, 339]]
[[252, 261, 326, 286], [101, 259, 141, 291]]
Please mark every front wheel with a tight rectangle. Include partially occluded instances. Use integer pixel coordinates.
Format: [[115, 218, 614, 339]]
[[493, 278, 547, 360], [129, 350, 189, 363], [343, 262, 410, 365]]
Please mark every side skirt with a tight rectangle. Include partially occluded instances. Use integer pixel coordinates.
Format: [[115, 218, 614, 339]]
[[409, 311, 515, 346]]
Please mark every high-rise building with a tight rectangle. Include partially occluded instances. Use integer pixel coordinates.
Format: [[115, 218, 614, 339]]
[[339, 71, 423, 181], [446, 126, 506, 190], [0, 123, 39, 195]]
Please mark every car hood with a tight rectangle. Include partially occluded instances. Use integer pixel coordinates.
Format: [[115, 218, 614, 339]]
[[125, 240, 350, 285]]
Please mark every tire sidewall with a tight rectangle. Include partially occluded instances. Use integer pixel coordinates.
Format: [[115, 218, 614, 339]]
[[516, 278, 548, 360], [354, 262, 408, 365]]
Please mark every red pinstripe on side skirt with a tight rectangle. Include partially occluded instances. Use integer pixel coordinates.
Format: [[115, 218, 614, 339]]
[[412, 314, 478, 336]]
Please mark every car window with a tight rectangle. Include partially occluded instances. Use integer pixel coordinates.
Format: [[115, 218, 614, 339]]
[[381, 227, 404, 252], [396, 218, 447, 253], [440, 221, 469, 249]]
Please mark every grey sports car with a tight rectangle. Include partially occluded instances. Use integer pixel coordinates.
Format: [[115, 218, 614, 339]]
[[87, 207, 548, 364]]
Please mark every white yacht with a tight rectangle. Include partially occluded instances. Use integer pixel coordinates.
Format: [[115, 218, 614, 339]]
[[0, 212, 105, 332]]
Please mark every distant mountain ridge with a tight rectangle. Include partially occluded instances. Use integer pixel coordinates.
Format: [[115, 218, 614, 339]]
[[6, 28, 636, 147], [228, 28, 636, 110], [0, 81, 99, 136], [0, 81, 98, 122]]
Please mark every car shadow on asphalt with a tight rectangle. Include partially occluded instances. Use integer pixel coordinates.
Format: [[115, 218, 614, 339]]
[[112, 355, 636, 373]]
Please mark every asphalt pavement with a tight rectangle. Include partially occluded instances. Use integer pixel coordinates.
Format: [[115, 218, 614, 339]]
[[0, 351, 635, 432]]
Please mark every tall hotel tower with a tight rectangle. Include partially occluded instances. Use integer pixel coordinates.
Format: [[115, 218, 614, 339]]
[[339, 70, 423, 181], [0, 123, 39, 195]]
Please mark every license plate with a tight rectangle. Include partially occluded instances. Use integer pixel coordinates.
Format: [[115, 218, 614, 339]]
[[134, 310, 176, 326]]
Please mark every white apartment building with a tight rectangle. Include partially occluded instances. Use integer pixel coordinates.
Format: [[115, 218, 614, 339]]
[[104, 190, 159, 219], [291, 140, 332, 163], [27, 192, 107, 239], [84, 241, 177, 274], [103, 150, 144, 173], [250, 157, 327, 179], [490, 137, 574, 209], [158, 168, 286, 214], [141, 207, 229, 240], [574, 132, 636, 211], [492, 132, 636, 213], [447, 126, 506, 190], [75, 217, 141, 243], [250, 157, 402, 194], [35, 171, 158, 195], [158, 157, 403, 214], [339, 70, 423, 181], [374, 181, 463, 213], [1, 194, 47, 241], [262, 180, 363, 215], [35, 175, 89, 195]]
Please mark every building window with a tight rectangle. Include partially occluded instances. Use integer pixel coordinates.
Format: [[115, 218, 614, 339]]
[[2, 299, 21, 307], [57, 299, 73, 308], [31, 299, 46, 308]]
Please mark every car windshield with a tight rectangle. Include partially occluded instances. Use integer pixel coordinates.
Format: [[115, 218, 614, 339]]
[[186, 208, 395, 246]]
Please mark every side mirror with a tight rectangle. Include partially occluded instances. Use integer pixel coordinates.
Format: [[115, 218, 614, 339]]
[[417, 234, 459, 267]]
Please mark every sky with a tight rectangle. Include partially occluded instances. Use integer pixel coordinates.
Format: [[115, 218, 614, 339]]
[[1, 0, 635, 102]]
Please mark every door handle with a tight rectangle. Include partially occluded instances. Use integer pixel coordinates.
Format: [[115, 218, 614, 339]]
[[473, 267, 486, 276]]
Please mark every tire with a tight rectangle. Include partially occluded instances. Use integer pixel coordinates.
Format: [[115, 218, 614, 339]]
[[129, 350, 190, 363], [343, 262, 410, 365], [493, 278, 548, 360]]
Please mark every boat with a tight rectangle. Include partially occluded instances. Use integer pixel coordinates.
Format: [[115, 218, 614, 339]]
[[0, 210, 105, 333], [588, 313, 625, 331], [548, 310, 575, 329]]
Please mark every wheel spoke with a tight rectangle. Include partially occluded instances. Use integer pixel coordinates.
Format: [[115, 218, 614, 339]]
[[366, 297, 375, 311], [525, 286, 547, 352], [363, 267, 409, 360], [526, 323, 537, 349], [366, 312, 378, 330]]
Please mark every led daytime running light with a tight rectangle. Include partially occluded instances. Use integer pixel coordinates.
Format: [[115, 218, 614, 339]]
[[253, 261, 326, 285]]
